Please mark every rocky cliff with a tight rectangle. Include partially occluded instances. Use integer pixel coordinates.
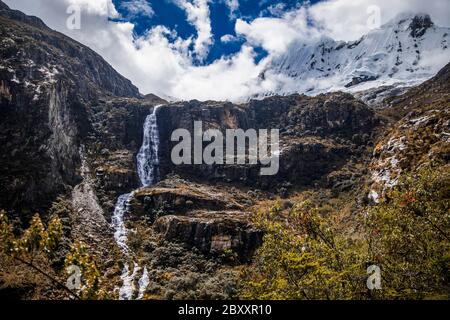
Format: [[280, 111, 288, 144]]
[[0, 1, 155, 215], [157, 92, 380, 189], [0, 1, 448, 300]]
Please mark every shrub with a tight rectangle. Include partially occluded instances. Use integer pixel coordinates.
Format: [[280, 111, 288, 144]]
[[366, 165, 450, 299]]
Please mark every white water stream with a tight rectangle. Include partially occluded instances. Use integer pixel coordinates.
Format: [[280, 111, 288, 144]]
[[111, 105, 162, 300]]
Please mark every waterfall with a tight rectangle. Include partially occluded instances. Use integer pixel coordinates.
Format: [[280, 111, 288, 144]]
[[111, 105, 163, 300], [119, 262, 140, 300], [111, 193, 132, 254], [137, 105, 162, 187], [137, 267, 149, 300]]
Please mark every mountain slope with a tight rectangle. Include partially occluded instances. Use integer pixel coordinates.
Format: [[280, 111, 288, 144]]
[[368, 62, 450, 203], [0, 1, 156, 214], [0, 1, 140, 99], [264, 13, 450, 98]]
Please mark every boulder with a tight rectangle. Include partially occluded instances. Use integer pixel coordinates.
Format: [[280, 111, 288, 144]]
[[154, 211, 263, 262]]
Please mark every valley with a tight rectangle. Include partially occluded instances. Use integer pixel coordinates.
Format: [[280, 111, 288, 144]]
[[0, 1, 449, 300]]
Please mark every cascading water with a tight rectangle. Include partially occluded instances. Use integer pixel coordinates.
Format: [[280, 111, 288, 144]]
[[136, 105, 161, 187], [111, 105, 162, 300], [112, 193, 132, 254]]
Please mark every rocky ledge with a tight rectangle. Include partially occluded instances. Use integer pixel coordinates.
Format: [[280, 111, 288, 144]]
[[154, 211, 263, 263]]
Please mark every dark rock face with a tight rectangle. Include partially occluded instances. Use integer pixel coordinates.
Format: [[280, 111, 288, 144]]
[[0, 80, 85, 214], [409, 15, 434, 38], [0, 2, 140, 99], [123, 179, 262, 261], [157, 92, 379, 189], [345, 75, 379, 88], [0, 2, 162, 213], [0, 1, 46, 29], [154, 211, 263, 263]]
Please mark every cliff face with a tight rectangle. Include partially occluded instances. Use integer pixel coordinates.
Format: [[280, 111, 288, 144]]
[[157, 92, 380, 189], [368, 62, 450, 203], [0, 2, 152, 214]]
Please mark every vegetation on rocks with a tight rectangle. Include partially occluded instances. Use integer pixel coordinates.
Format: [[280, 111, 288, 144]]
[[1, 1, 449, 301], [0, 210, 106, 299], [241, 165, 450, 300]]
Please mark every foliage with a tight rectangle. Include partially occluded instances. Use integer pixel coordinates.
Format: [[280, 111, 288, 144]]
[[241, 165, 450, 300], [0, 210, 106, 300], [240, 201, 367, 300], [366, 166, 450, 299], [64, 241, 107, 300], [0, 211, 62, 260]]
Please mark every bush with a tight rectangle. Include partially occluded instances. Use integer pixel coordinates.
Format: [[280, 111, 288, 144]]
[[366, 166, 450, 299], [241, 165, 450, 300], [240, 201, 367, 300]]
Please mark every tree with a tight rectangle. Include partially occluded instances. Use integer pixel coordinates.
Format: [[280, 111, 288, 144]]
[[240, 201, 367, 300], [0, 210, 106, 299], [0, 211, 79, 298], [366, 166, 450, 299], [64, 241, 107, 299]]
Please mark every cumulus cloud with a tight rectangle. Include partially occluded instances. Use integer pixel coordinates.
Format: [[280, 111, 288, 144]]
[[236, 17, 300, 55], [220, 34, 239, 43], [235, 6, 321, 56], [121, 0, 155, 18], [3, 0, 450, 102], [173, 0, 212, 61], [222, 0, 239, 19]]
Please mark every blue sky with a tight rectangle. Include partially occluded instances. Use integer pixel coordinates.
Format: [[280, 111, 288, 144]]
[[112, 0, 319, 64], [4, 0, 450, 101]]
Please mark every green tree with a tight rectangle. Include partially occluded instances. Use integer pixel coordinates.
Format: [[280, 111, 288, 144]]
[[240, 201, 367, 300], [241, 165, 450, 300], [0, 210, 107, 300], [64, 241, 107, 300], [366, 166, 450, 299]]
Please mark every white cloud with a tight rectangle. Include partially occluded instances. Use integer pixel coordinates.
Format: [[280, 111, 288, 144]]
[[236, 17, 299, 55], [121, 0, 154, 18], [3, 0, 450, 102], [308, 0, 450, 41], [220, 34, 237, 43], [235, 6, 322, 55], [223, 0, 239, 19], [173, 0, 212, 61]]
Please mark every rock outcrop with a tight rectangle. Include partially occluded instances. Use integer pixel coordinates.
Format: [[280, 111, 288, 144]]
[[157, 92, 379, 189], [0, 2, 164, 213], [121, 179, 262, 261], [154, 211, 263, 262]]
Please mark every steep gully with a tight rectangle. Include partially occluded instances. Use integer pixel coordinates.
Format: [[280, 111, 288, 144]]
[[111, 105, 162, 300]]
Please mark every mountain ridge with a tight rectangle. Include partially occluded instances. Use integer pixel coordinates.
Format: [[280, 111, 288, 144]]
[[262, 12, 450, 100], [0, 3, 449, 300], [0, 0, 141, 99]]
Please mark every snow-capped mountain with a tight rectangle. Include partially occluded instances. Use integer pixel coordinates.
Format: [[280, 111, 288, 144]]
[[263, 13, 450, 100]]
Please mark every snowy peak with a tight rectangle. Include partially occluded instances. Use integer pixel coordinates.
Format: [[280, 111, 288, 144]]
[[407, 14, 434, 38], [265, 13, 450, 99], [383, 13, 436, 39], [385, 13, 434, 38]]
